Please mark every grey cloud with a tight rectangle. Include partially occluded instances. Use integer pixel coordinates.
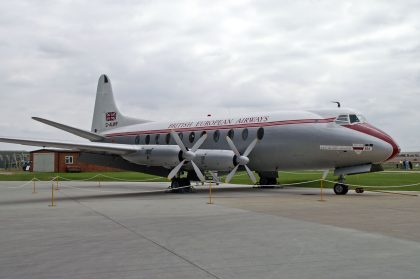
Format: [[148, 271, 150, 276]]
[[0, 0, 420, 150]]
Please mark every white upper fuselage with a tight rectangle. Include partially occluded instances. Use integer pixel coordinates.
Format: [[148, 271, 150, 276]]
[[102, 108, 399, 171]]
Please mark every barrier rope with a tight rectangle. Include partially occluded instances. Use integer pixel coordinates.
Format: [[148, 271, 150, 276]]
[[96, 174, 162, 182], [7, 180, 36, 189], [4, 174, 420, 191], [323, 179, 420, 189], [270, 179, 322, 186], [278, 171, 325, 175]]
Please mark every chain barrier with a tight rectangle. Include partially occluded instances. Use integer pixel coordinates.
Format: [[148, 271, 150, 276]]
[[323, 179, 420, 189], [4, 173, 420, 191]]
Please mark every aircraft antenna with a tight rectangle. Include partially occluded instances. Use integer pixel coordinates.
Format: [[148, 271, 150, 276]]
[[331, 101, 341, 108]]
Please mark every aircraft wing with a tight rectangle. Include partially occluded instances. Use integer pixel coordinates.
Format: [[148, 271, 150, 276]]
[[0, 137, 139, 155], [32, 117, 105, 141]]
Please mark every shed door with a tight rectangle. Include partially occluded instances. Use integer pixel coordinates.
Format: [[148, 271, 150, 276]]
[[33, 153, 55, 172]]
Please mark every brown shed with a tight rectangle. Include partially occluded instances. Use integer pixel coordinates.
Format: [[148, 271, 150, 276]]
[[30, 149, 121, 173]]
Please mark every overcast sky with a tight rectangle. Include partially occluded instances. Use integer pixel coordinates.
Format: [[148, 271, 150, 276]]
[[0, 0, 419, 151]]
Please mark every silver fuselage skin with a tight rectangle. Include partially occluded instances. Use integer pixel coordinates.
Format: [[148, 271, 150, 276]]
[[103, 108, 399, 173]]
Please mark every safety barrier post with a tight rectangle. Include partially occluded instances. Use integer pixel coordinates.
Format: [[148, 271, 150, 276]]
[[32, 178, 37, 194], [207, 181, 213, 204], [319, 170, 329, 202], [319, 179, 325, 202], [49, 181, 55, 207]]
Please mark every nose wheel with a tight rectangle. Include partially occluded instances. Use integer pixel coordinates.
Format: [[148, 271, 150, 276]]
[[333, 175, 349, 195], [333, 183, 349, 195]]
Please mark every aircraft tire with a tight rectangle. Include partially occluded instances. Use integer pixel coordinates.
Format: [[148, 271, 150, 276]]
[[334, 183, 349, 195], [355, 187, 364, 194], [259, 177, 268, 186], [170, 178, 192, 193]]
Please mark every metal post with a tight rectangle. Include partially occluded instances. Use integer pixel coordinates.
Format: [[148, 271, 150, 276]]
[[55, 176, 59, 190], [32, 178, 36, 194], [207, 181, 213, 204], [319, 170, 329, 202], [319, 179, 325, 202], [49, 182, 55, 207]]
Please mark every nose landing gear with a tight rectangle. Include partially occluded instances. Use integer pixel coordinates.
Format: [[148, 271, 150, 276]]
[[333, 175, 349, 195]]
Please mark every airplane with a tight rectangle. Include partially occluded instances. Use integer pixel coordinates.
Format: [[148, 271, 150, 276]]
[[0, 74, 400, 195]]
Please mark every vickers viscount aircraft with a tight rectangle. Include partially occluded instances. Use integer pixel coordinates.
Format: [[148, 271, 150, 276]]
[[0, 75, 400, 195]]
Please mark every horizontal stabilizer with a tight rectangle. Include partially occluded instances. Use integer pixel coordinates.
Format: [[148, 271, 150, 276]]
[[0, 136, 139, 155], [32, 117, 105, 141]]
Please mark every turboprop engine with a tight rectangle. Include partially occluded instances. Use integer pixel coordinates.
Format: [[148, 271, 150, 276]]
[[122, 131, 260, 183], [122, 145, 181, 167]]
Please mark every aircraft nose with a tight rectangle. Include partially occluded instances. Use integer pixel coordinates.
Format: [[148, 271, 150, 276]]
[[344, 123, 400, 161], [364, 124, 400, 161]]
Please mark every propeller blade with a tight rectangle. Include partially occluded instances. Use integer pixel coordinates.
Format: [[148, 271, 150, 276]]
[[244, 165, 257, 184], [167, 160, 185, 180], [243, 138, 258, 157], [191, 161, 205, 182], [226, 136, 240, 157], [191, 132, 208, 152], [171, 131, 188, 153], [225, 165, 239, 183]]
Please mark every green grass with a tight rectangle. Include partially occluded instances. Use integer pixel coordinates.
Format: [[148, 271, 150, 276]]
[[228, 170, 420, 191], [1, 169, 420, 191]]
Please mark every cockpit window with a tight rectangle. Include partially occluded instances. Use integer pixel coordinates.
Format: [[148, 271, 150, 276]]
[[335, 114, 366, 125], [335, 115, 349, 125], [349, 114, 360, 124]]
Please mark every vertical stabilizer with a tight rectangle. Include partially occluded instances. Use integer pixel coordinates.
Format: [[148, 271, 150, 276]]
[[91, 74, 149, 133]]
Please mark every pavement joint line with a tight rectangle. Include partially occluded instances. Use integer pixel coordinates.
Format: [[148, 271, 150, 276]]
[[58, 189, 223, 279]]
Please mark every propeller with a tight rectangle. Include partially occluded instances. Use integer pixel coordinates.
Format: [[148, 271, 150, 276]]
[[167, 131, 207, 181], [225, 136, 258, 184]]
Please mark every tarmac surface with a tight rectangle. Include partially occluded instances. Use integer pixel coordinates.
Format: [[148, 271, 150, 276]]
[[1, 180, 420, 279]]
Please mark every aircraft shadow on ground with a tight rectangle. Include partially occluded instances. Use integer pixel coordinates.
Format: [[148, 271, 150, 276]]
[[0, 185, 348, 206]]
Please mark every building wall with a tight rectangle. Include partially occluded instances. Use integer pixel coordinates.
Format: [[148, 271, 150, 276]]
[[30, 150, 121, 172]]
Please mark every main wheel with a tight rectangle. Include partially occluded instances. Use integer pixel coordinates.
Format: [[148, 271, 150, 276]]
[[171, 179, 180, 188], [259, 177, 268, 186], [334, 183, 349, 195]]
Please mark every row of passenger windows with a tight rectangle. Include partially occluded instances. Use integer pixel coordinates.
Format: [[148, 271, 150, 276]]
[[133, 128, 264, 145]]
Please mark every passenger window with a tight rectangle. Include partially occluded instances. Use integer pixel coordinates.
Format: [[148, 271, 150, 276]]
[[145, 135, 150, 144], [227, 129, 234, 139], [189, 132, 195, 143], [155, 134, 160, 144], [242, 128, 248, 140], [135, 135, 140, 144], [165, 133, 171, 144], [213, 130, 220, 142], [257, 127, 264, 140], [178, 132, 183, 140]]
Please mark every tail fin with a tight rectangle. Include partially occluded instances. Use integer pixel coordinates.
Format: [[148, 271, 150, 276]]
[[91, 74, 150, 134]]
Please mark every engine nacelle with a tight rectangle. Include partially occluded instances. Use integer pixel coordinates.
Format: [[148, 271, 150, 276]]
[[194, 149, 235, 171], [122, 145, 236, 171], [122, 145, 181, 167]]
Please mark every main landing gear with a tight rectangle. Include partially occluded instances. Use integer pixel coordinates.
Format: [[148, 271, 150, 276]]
[[333, 175, 349, 195], [170, 178, 193, 193], [257, 172, 278, 187], [259, 177, 277, 186]]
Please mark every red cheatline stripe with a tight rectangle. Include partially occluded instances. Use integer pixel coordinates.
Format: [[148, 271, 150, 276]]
[[104, 117, 336, 137], [343, 123, 400, 161]]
